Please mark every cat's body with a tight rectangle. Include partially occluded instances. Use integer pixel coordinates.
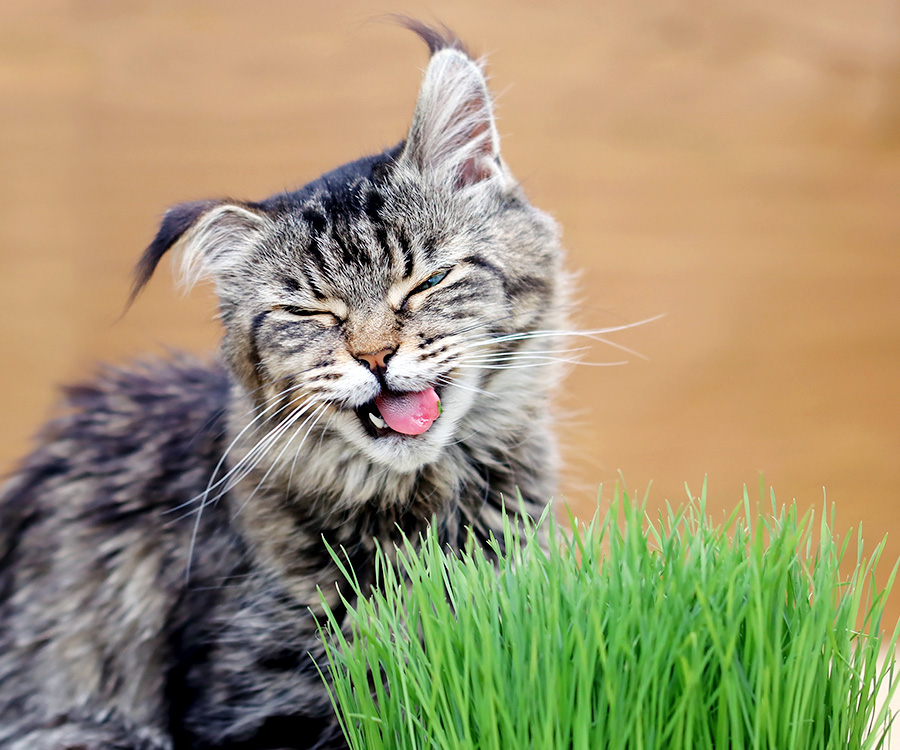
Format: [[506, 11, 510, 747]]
[[0, 25, 567, 750]]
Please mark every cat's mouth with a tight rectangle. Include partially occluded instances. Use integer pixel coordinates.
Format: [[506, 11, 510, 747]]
[[355, 387, 442, 439]]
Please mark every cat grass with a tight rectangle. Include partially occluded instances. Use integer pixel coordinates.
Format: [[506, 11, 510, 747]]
[[317, 483, 899, 750]]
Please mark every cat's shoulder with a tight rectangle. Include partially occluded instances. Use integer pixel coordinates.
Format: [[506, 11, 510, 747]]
[[1, 354, 230, 520], [60, 352, 230, 420]]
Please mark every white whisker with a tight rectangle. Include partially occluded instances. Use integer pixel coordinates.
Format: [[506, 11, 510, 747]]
[[457, 345, 590, 360], [455, 348, 592, 365], [167, 381, 312, 517], [434, 374, 497, 399], [458, 314, 664, 358], [208, 398, 319, 504], [183, 393, 319, 580], [453, 359, 626, 370], [172, 387, 315, 519], [289, 410, 338, 497], [231, 403, 329, 520]]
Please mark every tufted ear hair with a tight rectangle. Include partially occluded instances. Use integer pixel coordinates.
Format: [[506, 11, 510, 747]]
[[129, 200, 271, 304], [400, 35, 502, 189]]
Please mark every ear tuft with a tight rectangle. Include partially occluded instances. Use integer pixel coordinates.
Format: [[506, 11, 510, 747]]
[[130, 200, 218, 305], [129, 200, 270, 305], [392, 16, 469, 56], [401, 39, 501, 189]]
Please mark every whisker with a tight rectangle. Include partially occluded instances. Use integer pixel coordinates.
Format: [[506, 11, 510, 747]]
[[200, 397, 318, 507], [453, 358, 626, 370], [441, 300, 586, 340], [167, 382, 313, 517], [184, 398, 322, 580], [455, 346, 591, 363], [458, 314, 664, 355], [434, 373, 497, 399], [231, 403, 329, 521], [460, 326, 658, 362], [456, 346, 628, 369], [288, 410, 339, 497]]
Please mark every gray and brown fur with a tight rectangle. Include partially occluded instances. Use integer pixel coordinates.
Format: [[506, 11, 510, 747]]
[[0, 23, 569, 750]]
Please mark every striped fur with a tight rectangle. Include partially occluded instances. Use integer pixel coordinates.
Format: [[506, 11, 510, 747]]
[[0, 25, 569, 750]]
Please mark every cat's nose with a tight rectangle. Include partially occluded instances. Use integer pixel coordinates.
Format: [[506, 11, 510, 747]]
[[355, 347, 396, 372]]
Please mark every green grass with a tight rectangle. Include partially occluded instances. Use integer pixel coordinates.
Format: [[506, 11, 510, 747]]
[[317, 484, 899, 749]]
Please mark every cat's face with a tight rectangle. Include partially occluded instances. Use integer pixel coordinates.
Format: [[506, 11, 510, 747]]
[[133, 46, 564, 475]]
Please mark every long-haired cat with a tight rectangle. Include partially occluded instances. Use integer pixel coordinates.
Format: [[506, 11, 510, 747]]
[[0, 22, 569, 750]]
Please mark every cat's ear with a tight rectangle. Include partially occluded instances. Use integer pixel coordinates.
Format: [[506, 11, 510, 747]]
[[400, 46, 502, 189], [129, 200, 271, 304]]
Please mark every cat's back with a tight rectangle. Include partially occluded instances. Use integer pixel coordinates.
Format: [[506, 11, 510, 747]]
[[0, 356, 233, 732], [0, 354, 229, 531]]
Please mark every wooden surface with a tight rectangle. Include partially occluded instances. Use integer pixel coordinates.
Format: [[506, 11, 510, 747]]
[[2, 1, 899, 617]]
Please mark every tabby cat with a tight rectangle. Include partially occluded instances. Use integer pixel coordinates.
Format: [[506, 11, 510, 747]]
[[0, 23, 569, 750]]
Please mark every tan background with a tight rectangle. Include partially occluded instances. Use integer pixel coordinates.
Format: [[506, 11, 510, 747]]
[[2, 1, 899, 618]]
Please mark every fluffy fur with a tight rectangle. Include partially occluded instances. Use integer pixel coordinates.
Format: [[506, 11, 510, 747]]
[[0, 24, 569, 750]]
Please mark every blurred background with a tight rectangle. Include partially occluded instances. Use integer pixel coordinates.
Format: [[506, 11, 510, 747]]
[[1, 1, 898, 617]]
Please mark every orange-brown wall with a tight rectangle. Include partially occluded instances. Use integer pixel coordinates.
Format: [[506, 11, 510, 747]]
[[2, 0, 899, 618]]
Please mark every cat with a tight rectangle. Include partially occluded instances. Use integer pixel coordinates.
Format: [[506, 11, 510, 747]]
[[0, 21, 569, 750]]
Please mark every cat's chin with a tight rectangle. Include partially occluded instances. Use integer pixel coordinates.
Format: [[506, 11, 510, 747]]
[[337, 398, 461, 474], [359, 430, 445, 473]]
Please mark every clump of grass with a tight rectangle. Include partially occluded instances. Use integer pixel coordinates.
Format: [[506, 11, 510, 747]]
[[317, 485, 899, 749]]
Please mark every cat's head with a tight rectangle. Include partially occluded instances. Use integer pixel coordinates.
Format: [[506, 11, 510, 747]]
[[132, 26, 566, 475]]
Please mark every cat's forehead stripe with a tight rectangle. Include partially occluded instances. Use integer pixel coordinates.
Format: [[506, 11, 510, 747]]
[[281, 276, 301, 293], [396, 230, 415, 279]]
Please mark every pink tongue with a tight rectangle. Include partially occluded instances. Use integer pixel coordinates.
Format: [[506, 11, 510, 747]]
[[374, 388, 441, 436]]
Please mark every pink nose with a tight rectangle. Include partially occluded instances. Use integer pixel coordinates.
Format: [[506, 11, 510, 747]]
[[355, 348, 395, 372]]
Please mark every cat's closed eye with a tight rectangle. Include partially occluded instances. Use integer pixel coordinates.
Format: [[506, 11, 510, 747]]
[[275, 305, 343, 324]]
